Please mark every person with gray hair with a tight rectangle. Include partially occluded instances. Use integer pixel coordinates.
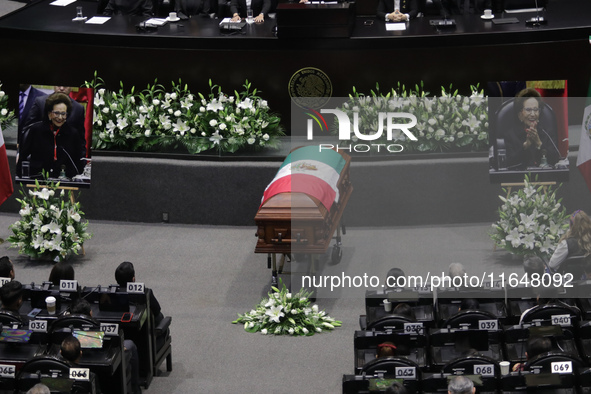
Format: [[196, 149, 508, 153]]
[[448, 262, 466, 278], [448, 375, 475, 394], [26, 383, 50, 394]]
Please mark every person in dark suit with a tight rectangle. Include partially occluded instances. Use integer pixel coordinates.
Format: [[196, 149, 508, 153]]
[[18, 93, 83, 179], [18, 85, 46, 133], [505, 88, 560, 170], [377, 0, 418, 21], [230, 0, 270, 22], [441, 0, 491, 15], [103, 0, 153, 15], [24, 86, 87, 159], [0, 280, 23, 313], [0, 256, 15, 281], [70, 298, 140, 394], [60, 335, 83, 365], [175, 0, 212, 16], [115, 261, 163, 325]]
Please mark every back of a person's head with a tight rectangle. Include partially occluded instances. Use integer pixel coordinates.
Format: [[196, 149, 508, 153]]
[[393, 303, 416, 320], [49, 262, 75, 286], [527, 336, 552, 360], [568, 210, 591, 254], [377, 341, 397, 358], [448, 375, 475, 394], [61, 335, 82, 363], [115, 261, 135, 287], [460, 298, 480, 311], [584, 255, 591, 278], [0, 256, 13, 279], [70, 298, 92, 316], [523, 255, 545, 277], [462, 348, 482, 357], [0, 280, 23, 309], [385, 267, 405, 287], [385, 381, 407, 394], [26, 383, 50, 394], [448, 263, 466, 278]]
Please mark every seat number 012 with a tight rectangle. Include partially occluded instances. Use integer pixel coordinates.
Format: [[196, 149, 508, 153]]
[[127, 282, 145, 294]]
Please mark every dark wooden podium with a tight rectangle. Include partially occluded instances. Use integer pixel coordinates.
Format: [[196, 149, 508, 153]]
[[276, 2, 356, 38]]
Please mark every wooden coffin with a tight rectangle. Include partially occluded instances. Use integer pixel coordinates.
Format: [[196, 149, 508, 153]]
[[254, 146, 352, 254]]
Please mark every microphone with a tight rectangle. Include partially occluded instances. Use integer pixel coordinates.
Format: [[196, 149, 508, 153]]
[[430, 0, 456, 28], [526, 0, 546, 26], [539, 128, 562, 160], [59, 146, 81, 176]]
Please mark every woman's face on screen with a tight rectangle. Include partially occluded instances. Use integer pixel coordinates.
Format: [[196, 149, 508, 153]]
[[48, 103, 68, 128], [518, 97, 540, 128]]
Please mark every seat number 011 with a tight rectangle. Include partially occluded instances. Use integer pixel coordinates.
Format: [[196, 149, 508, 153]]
[[551, 361, 572, 374], [60, 279, 78, 292]]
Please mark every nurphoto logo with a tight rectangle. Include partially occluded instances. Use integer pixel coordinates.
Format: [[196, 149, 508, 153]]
[[304, 107, 418, 153]]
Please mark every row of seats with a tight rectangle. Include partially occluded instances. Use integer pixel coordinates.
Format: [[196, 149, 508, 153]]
[[0, 280, 172, 394], [342, 284, 591, 393]]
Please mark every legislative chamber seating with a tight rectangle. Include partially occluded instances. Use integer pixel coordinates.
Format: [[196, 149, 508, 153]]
[[344, 283, 591, 393], [16, 356, 96, 394], [354, 329, 428, 373], [152, 313, 172, 376], [361, 287, 435, 330], [0, 279, 173, 393]]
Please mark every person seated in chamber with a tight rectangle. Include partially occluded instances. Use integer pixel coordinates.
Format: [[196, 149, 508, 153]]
[[18, 93, 84, 180], [230, 0, 271, 22], [505, 88, 560, 170], [175, 0, 213, 17], [376, 0, 418, 22], [548, 210, 591, 272], [103, 0, 154, 16]]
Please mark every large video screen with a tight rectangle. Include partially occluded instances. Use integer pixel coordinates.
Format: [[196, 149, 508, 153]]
[[487, 80, 569, 183], [15, 85, 93, 187]]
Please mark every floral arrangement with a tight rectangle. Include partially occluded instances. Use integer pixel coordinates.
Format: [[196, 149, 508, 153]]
[[8, 179, 92, 261], [337, 82, 488, 153], [232, 282, 341, 336], [86, 75, 284, 154], [489, 176, 570, 259], [0, 81, 16, 131]]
